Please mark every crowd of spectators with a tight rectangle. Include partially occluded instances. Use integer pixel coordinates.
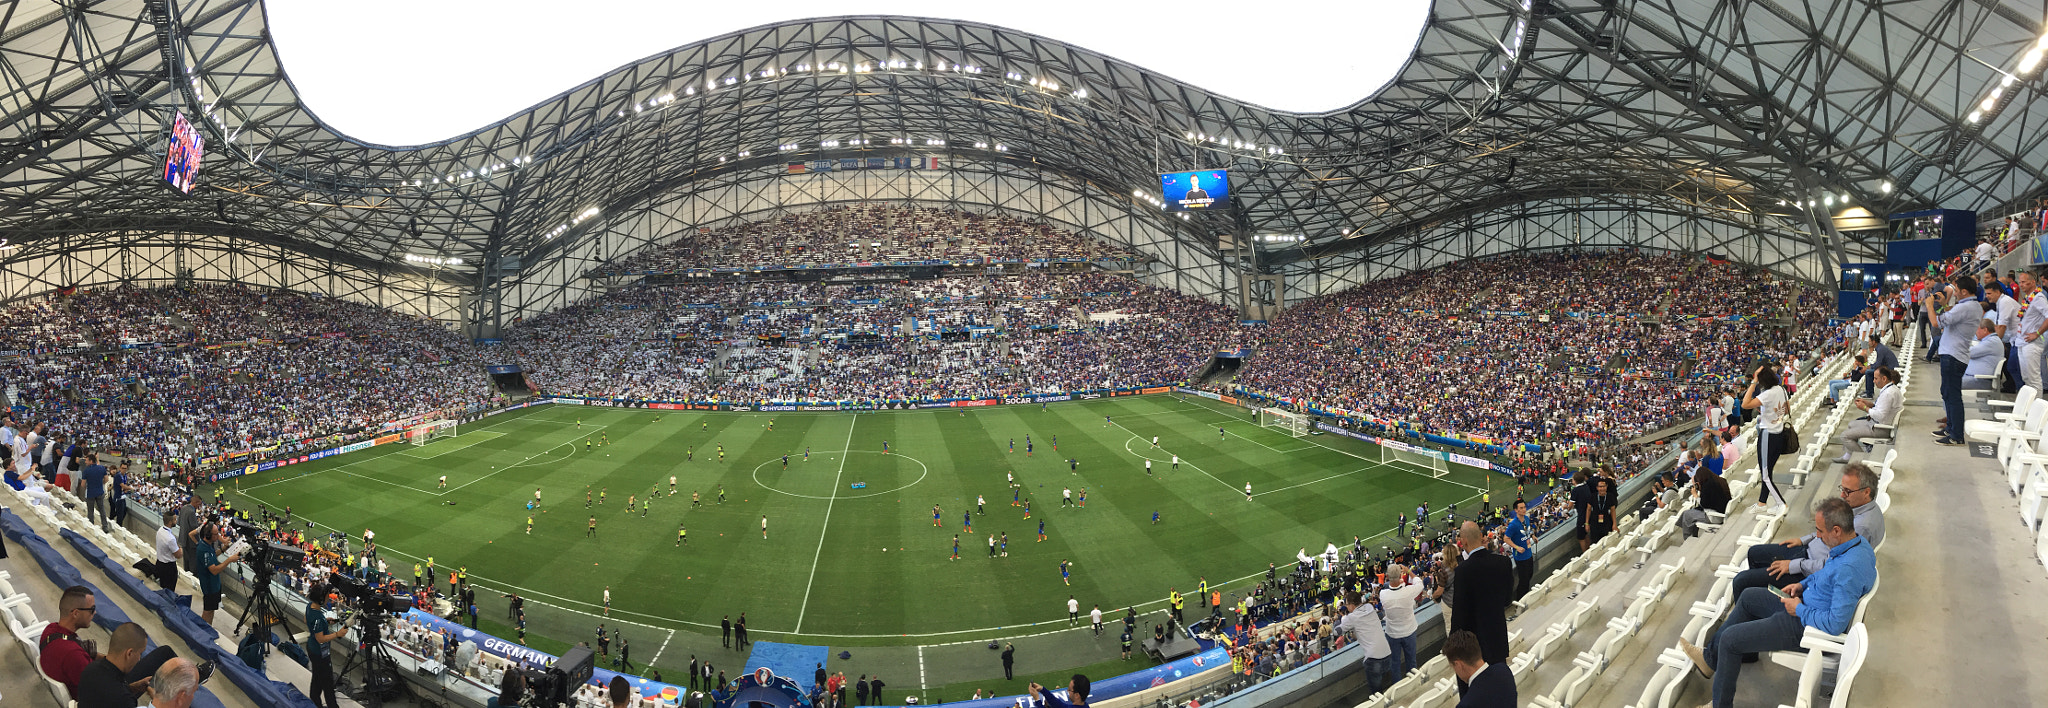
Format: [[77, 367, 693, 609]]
[[0, 218, 1835, 479], [493, 269, 1238, 404], [1237, 251, 1833, 450], [0, 284, 499, 465], [595, 204, 1131, 274]]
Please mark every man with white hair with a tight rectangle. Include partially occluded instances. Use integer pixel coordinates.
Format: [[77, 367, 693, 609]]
[[1379, 564, 1425, 677], [1963, 318, 2003, 389], [148, 657, 200, 708]]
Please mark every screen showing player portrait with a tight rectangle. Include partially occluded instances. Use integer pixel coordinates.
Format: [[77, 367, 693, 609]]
[[164, 111, 204, 195], [1159, 169, 1229, 212]]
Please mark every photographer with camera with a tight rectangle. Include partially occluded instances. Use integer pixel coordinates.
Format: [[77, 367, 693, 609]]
[[304, 581, 350, 708]]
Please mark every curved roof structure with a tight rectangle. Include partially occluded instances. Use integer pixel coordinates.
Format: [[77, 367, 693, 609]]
[[2, 0, 2045, 328]]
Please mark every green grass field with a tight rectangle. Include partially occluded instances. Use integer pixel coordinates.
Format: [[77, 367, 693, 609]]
[[228, 394, 1497, 700]]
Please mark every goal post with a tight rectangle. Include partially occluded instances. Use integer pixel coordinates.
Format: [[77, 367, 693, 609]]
[[410, 419, 459, 445], [1257, 408, 1311, 438], [1381, 442, 1451, 478]]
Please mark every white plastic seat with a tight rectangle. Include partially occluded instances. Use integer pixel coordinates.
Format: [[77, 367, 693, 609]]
[[1985, 384, 2037, 418], [2018, 467, 2048, 532], [1967, 400, 2048, 467], [2036, 516, 2048, 574], [1774, 623, 1869, 708]]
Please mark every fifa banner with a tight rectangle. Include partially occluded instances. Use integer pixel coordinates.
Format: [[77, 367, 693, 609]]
[[399, 610, 690, 703], [936, 647, 1229, 708]]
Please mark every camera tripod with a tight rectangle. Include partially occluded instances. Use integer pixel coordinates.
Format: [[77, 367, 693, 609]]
[[233, 563, 292, 671], [338, 611, 405, 708]]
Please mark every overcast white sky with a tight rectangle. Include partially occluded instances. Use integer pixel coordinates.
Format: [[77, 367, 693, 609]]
[[264, 0, 1432, 146]]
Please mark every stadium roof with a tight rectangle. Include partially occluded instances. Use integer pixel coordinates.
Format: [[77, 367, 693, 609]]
[[2, 0, 2045, 323]]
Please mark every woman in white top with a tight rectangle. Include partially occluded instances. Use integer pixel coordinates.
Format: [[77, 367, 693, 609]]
[[1742, 364, 1791, 509]]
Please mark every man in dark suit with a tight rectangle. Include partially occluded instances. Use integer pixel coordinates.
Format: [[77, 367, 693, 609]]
[[1451, 521, 1513, 668], [1446, 630, 1515, 708]]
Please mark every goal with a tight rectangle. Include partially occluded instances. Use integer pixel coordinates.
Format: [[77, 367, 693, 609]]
[[1257, 408, 1310, 438], [1382, 444, 1451, 478], [410, 420, 459, 445]]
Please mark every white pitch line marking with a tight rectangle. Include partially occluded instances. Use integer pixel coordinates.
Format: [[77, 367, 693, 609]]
[[791, 413, 858, 634]]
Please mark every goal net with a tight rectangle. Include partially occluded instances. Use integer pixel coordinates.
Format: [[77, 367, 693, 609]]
[[410, 420, 459, 445], [1383, 444, 1451, 478], [1257, 408, 1311, 438]]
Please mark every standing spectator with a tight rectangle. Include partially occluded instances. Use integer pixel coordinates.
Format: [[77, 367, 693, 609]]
[[1570, 471, 1595, 552], [152, 515, 182, 590], [2014, 270, 2048, 392], [1446, 630, 1515, 708], [1932, 275, 1984, 445], [80, 453, 109, 531], [1378, 567, 1423, 677], [1741, 364, 1791, 508], [109, 460, 132, 529], [1339, 591, 1393, 694], [1449, 521, 1512, 671], [177, 494, 202, 578], [1025, 675, 1087, 708], [1503, 500, 1535, 599]]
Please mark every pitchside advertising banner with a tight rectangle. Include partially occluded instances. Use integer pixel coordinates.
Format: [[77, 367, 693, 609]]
[[1314, 422, 1513, 475]]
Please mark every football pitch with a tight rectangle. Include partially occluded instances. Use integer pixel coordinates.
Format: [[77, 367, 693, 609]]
[[228, 394, 1499, 698]]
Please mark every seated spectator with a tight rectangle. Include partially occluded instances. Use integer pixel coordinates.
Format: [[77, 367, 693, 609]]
[[148, 658, 201, 708], [1730, 462, 1885, 599], [1677, 472, 1732, 538], [1680, 498, 1876, 708], [1834, 367, 1901, 463], [40, 586, 101, 698], [1963, 319, 2002, 389], [1822, 354, 1865, 406], [77, 622, 184, 708]]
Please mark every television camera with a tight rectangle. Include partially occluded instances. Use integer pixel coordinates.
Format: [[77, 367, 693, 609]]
[[517, 645, 595, 708]]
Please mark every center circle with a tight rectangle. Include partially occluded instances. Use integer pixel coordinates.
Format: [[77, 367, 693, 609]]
[[751, 450, 929, 499]]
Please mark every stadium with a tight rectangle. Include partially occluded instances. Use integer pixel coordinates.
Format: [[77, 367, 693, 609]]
[[1, 2, 2045, 708]]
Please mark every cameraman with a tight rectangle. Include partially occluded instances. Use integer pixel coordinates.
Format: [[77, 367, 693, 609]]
[[193, 521, 244, 623], [304, 581, 348, 708]]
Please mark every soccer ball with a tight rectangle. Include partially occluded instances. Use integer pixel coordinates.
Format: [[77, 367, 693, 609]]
[[882, 548, 888, 552]]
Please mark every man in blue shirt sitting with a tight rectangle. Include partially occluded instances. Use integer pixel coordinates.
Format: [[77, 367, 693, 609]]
[[1680, 497, 1876, 708]]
